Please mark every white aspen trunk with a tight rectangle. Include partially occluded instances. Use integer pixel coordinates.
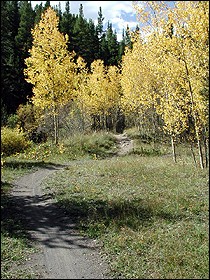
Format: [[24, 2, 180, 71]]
[[53, 113, 58, 145], [197, 138, 204, 169], [183, 58, 205, 169], [171, 135, 177, 163], [203, 127, 209, 168], [204, 138, 209, 168]]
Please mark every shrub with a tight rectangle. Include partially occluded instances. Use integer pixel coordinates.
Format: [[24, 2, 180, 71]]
[[16, 103, 47, 143], [1, 127, 31, 157], [80, 132, 117, 158], [6, 114, 19, 128]]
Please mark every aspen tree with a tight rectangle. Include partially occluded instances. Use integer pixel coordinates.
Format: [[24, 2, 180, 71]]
[[87, 59, 106, 118], [132, 1, 208, 167], [73, 59, 104, 129], [104, 65, 122, 130], [121, 35, 154, 113], [24, 7, 76, 144], [172, 1, 209, 168], [76, 59, 121, 131], [120, 32, 160, 140], [74, 56, 90, 130], [157, 1, 209, 167]]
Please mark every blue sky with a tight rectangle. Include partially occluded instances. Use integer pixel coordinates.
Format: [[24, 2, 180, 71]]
[[31, 1, 140, 41]]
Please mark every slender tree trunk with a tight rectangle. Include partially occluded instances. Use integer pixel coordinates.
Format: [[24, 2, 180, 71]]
[[81, 105, 85, 132], [204, 137, 208, 168], [53, 113, 59, 145], [197, 138, 204, 169], [183, 58, 205, 169], [203, 128, 209, 168], [171, 135, 176, 163]]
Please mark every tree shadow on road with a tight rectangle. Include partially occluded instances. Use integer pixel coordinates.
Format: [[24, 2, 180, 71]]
[[1, 185, 99, 251], [3, 159, 67, 170], [56, 196, 188, 235]]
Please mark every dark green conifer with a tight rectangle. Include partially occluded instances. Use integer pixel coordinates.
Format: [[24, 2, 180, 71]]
[[1, 1, 20, 117]]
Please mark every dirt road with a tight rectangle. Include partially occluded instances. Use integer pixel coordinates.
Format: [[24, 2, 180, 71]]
[[12, 165, 111, 279]]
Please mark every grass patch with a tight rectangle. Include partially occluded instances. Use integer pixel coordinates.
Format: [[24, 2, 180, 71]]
[[62, 131, 117, 160], [42, 155, 209, 279], [6, 131, 117, 164], [130, 143, 166, 156]]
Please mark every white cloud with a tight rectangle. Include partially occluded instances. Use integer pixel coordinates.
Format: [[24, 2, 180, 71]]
[[31, 1, 140, 41], [78, 1, 138, 40]]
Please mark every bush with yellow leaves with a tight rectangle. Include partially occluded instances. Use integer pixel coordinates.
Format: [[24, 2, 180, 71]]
[[1, 127, 32, 157]]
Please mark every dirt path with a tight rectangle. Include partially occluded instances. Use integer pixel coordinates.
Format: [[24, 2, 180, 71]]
[[10, 133, 133, 278], [114, 133, 134, 156], [12, 165, 111, 279]]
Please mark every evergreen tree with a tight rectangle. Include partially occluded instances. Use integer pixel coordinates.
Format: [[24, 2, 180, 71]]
[[106, 22, 119, 65], [125, 25, 132, 49], [96, 7, 105, 59], [60, 1, 76, 53], [34, 3, 44, 24], [15, 1, 35, 109], [118, 29, 126, 62], [54, 1, 62, 23], [44, 1, 51, 10], [100, 34, 109, 65], [79, 3, 84, 18], [72, 4, 98, 68], [1, 1, 20, 117], [96, 7, 104, 40], [16, 1, 35, 54], [72, 6, 87, 58], [87, 19, 100, 66], [65, 0, 70, 15]]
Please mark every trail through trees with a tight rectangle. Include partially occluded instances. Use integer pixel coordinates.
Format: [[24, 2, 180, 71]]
[[11, 165, 111, 279]]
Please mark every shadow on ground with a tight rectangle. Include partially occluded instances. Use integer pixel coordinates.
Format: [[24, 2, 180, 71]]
[[1, 186, 98, 251], [1, 185, 186, 252], [2, 176, 187, 251], [56, 196, 187, 234], [3, 160, 67, 170]]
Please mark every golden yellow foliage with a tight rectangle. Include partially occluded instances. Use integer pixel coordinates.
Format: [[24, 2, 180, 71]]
[[125, 1, 208, 139], [24, 7, 76, 112], [24, 7, 77, 143], [76, 59, 121, 118]]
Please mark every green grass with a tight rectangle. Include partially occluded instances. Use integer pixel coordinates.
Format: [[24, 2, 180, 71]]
[[42, 155, 209, 279], [4, 131, 117, 164], [1, 229, 38, 279], [1, 130, 209, 279]]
